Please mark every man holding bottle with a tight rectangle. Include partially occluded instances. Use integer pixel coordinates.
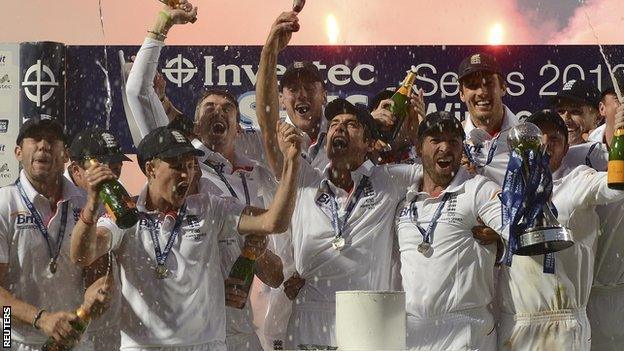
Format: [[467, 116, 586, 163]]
[[587, 77, 624, 348], [66, 128, 133, 351], [0, 116, 110, 350], [125, 2, 284, 349], [70, 125, 301, 351]]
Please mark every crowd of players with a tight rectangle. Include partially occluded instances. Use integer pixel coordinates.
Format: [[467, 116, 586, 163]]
[[2, 1, 624, 350]]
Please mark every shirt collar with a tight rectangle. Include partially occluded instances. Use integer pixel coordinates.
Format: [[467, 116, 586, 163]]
[[136, 182, 153, 213], [292, 115, 328, 157], [320, 159, 375, 190], [405, 166, 471, 202], [18, 169, 83, 204], [464, 105, 519, 137], [192, 138, 254, 174]]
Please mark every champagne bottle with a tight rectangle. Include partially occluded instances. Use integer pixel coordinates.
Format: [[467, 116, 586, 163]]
[[228, 246, 257, 309], [381, 66, 418, 143], [608, 128, 624, 189], [41, 307, 91, 351], [86, 159, 139, 229]]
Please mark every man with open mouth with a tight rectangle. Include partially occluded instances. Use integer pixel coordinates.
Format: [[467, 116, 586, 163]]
[[395, 111, 506, 351], [125, 2, 285, 349], [549, 79, 608, 179], [459, 52, 520, 187], [0, 116, 111, 350], [69, 124, 301, 351], [255, 10, 333, 347], [280, 98, 421, 349]]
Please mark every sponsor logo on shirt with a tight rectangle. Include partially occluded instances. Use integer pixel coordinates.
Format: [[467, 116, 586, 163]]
[[183, 215, 205, 241], [13, 211, 37, 230], [466, 143, 484, 156]]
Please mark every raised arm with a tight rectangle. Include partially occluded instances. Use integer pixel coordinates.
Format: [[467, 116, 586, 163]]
[[238, 121, 301, 235], [70, 163, 117, 267], [256, 12, 300, 178], [125, 0, 198, 138]]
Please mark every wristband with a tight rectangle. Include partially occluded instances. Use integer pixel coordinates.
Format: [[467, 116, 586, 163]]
[[32, 309, 46, 330], [158, 10, 172, 24], [147, 30, 167, 41]]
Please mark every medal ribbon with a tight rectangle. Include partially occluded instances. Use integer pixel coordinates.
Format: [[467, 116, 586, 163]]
[[302, 132, 326, 163], [323, 175, 369, 244], [410, 193, 451, 245], [144, 203, 187, 266], [501, 149, 557, 273], [205, 161, 251, 205], [16, 179, 68, 266], [463, 132, 501, 168]]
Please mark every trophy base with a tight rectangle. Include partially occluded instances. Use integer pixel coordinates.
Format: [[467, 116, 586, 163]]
[[515, 226, 574, 256]]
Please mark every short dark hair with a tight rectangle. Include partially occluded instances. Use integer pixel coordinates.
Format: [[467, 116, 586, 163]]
[[194, 89, 240, 122]]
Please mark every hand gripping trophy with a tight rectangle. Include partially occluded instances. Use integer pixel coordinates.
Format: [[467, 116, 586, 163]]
[[501, 122, 574, 266]]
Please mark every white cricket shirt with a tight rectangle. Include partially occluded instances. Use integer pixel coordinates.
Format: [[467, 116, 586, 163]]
[[99, 181, 245, 348], [395, 168, 504, 319], [0, 171, 86, 344], [463, 105, 519, 186], [498, 166, 624, 315]]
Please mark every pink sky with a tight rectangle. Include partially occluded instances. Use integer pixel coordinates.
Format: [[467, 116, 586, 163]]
[[1, 0, 622, 45]]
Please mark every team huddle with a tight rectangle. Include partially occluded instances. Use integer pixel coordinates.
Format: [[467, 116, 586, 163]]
[[2, 1, 624, 351]]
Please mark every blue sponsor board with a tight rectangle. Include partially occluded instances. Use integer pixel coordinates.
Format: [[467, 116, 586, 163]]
[[65, 45, 624, 151]]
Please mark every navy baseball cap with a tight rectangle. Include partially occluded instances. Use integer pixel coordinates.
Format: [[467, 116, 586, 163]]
[[279, 61, 324, 90], [417, 111, 465, 140], [525, 110, 568, 143], [17, 115, 67, 145], [325, 98, 379, 139], [552, 79, 601, 109], [136, 127, 204, 173], [70, 128, 131, 164], [457, 53, 503, 81]]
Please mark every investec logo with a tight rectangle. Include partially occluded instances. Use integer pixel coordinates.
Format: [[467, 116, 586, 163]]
[[161, 55, 376, 88], [162, 54, 197, 88], [22, 59, 59, 107]]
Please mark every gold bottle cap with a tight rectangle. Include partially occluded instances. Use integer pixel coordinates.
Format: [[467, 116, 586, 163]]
[[76, 307, 90, 321]]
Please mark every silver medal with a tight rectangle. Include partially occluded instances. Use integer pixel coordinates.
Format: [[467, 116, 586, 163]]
[[417, 242, 432, 255], [49, 259, 57, 274], [155, 264, 169, 279], [331, 236, 346, 250]]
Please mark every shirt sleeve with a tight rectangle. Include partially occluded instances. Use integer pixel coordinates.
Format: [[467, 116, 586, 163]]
[[97, 215, 128, 252], [125, 37, 170, 138], [384, 164, 422, 198], [570, 167, 624, 207], [207, 195, 246, 240], [472, 176, 508, 241]]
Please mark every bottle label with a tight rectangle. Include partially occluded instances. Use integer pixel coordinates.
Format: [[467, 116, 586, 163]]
[[104, 203, 117, 221], [608, 160, 624, 183]]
